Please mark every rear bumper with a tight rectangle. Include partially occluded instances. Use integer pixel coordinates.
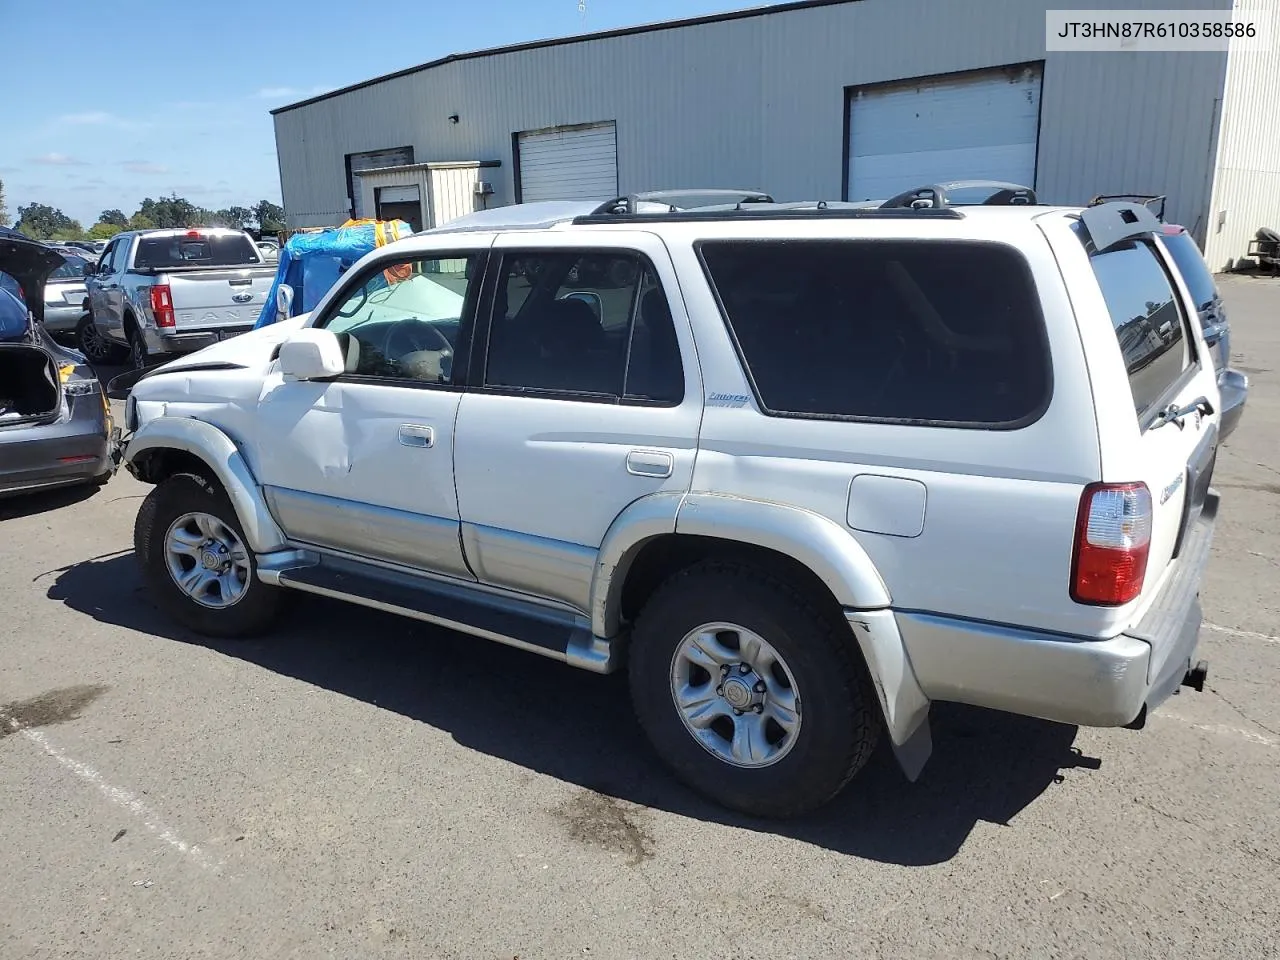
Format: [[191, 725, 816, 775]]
[[42, 303, 84, 334], [1218, 368, 1248, 443], [143, 326, 253, 356], [0, 394, 113, 497], [897, 490, 1218, 728]]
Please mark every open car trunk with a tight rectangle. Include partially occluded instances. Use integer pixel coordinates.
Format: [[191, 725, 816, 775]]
[[0, 345, 62, 425]]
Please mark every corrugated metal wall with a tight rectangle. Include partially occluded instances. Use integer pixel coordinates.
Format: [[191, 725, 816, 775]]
[[273, 0, 1230, 233], [1204, 0, 1280, 271]]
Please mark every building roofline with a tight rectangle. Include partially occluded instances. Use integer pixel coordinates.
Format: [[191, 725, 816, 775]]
[[270, 0, 862, 116]]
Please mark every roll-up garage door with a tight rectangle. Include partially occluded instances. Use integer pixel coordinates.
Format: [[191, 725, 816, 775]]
[[517, 122, 618, 203], [846, 64, 1043, 202], [348, 146, 414, 218]]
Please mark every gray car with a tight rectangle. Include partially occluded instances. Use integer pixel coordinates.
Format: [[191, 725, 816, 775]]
[[40, 253, 92, 336], [0, 234, 117, 498]]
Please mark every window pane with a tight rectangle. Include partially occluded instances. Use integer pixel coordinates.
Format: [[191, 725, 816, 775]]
[[1161, 230, 1217, 313], [698, 239, 1050, 425], [321, 257, 474, 384], [1086, 239, 1189, 417], [134, 233, 261, 269], [485, 251, 641, 397], [623, 269, 684, 404]]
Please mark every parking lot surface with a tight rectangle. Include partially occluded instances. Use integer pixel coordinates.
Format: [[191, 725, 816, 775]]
[[2, 275, 1278, 960]]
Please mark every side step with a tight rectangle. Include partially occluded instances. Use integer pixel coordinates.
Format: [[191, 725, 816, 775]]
[[259, 553, 618, 673]]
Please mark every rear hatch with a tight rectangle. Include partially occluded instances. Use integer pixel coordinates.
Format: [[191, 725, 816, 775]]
[[44, 256, 89, 311], [136, 232, 274, 334], [1044, 207, 1221, 651]]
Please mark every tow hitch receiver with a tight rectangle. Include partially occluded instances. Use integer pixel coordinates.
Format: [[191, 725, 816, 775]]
[[1182, 660, 1209, 693]]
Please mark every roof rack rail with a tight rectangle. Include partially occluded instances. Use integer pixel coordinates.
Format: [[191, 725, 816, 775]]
[[590, 189, 775, 215], [879, 180, 1038, 210], [1088, 193, 1166, 222], [571, 204, 964, 225], [1077, 200, 1163, 253]]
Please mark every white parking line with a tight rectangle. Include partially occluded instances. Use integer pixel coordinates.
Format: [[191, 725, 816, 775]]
[[1203, 623, 1280, 645], [1160, 714, 1278, 748], [18, 724, 222, 872]]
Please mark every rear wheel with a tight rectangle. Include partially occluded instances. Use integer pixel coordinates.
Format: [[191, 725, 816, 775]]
[[125, 319, 148, 370], [76, 313, 125, 365], [135, 473, 283, 638], [628, 561, 881, 818]]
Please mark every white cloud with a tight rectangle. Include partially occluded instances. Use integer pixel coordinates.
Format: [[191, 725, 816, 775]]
[[120, 160, 169, 175], [30, 152, 87, 166]]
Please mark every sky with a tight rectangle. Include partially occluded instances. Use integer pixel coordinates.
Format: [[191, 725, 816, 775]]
[[0, 0, 756, 228]]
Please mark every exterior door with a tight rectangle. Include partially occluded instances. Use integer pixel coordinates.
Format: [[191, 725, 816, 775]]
[[516, 122, 618, 202], [452, 230, 701, 612], [252, 244, 489, 578], [96, 236, 131, 341]]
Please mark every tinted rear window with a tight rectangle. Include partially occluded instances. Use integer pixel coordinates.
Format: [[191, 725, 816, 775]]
[[50, 258, 88, 279], [134, 233, 261, 269], [1162, 230, 1217, 310], [1085, 238, 1190, 418], [697, 239, 1051, 426]]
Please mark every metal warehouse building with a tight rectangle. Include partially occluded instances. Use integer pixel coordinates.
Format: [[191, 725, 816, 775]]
[[271, 0, 1280, 270]]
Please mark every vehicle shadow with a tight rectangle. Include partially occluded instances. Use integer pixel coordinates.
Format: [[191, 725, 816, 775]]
[[46, 553, 1099, 866], [0, 482, 102, 521]]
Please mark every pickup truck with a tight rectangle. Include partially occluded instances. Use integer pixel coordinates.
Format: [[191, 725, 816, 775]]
[[80, 228, 276, 368]]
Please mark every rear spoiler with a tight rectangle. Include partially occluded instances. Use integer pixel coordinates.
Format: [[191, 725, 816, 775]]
[[1088, 194, 1166, 222], [1077, 201, 1164, 254]]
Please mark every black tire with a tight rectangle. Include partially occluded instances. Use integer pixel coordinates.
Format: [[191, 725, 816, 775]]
[[76, 313, 126, 365], [628, 561, 881, 818], [134, 473, 282, 639], [125, 319, 148, 370]]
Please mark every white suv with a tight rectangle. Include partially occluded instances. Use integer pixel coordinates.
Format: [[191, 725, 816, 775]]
[[121, 186, 1237, 818]]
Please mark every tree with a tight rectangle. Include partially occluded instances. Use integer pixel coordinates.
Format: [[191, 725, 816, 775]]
[[137, 194, 199, 228], [15, 203, 82, 240], [254, 200, 286, 234], [0, 178, 9, 228], [128, 212, 156, 231], [99, 208, 128, 227], [88, 221, 124, 240], [217, 205, 254, 229]]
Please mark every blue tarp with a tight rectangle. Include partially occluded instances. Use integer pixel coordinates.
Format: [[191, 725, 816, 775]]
[[254, 219, 412, 329]]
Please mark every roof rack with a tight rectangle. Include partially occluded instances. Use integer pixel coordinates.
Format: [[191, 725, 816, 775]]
[[589, 189, 775, 215], [571, 202, 965, 225], [1088, 193, 1166, 222], [879, 180, 1038, 210]]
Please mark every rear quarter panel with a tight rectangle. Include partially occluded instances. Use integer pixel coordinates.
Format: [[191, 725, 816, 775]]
[[666, 217, 1105, 636]]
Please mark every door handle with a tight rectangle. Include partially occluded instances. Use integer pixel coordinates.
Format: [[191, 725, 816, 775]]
[[398, 424, 435, 448], [627, 449, 673, 478]]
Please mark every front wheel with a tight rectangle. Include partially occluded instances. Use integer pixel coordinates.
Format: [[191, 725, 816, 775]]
[[76, 313, 126, 365], [134, 473, 283, 638], [629, 561, 881, 818], [126, 323, 149, 370]]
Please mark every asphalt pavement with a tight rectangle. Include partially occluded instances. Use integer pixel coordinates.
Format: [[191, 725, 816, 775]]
[[1, 275, 1278, 959]]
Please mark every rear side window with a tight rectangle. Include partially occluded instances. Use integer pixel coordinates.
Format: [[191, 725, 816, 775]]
[[1161, 229, 1217, 311], [134, 233, 261, 269], [1085, 238, 1191, 418], [697, 239, 1051, 426]]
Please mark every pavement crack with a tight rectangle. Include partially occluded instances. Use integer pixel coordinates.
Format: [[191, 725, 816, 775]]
[[1133, 797, 1197, 828], [1209, 686, 1280, 739]]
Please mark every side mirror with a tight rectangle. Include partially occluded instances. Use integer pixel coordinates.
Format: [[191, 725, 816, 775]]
[[275, 283, 294, 323], [278, 328, 344, 381], [83, 260, 97, 276]]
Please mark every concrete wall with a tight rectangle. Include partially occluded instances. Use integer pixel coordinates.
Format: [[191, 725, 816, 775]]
[[273, 0, 1230, 232], [1204, 0, 1280, 271]]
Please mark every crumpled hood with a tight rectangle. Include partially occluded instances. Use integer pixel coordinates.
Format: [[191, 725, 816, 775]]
[[0, 232, 64, 329], [156, 313, 311, 372]]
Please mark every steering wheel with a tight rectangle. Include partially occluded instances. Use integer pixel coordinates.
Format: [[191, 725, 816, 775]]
[[384, 320, 454, 380]]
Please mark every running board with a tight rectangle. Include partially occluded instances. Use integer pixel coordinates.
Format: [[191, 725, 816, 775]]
[[258, 553, 618, 673]]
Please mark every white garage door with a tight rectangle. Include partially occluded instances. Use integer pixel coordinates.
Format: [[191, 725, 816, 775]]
[[846, 65, 1043, 202], [517, 122, 618, 203], [349, 146, 413, 217]]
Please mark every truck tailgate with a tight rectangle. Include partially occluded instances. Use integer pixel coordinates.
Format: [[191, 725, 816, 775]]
[[165, 268, 275, 330]]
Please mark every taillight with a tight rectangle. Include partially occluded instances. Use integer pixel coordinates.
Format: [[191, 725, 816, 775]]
[[1071, 482, 1152, 606], [150, 284, 175, 328]]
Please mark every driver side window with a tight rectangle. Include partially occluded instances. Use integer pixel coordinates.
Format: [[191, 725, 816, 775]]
[[318, 255, 477, 385]]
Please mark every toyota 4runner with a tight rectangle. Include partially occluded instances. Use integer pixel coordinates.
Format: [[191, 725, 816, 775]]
[[120, 186, 1244, 817]]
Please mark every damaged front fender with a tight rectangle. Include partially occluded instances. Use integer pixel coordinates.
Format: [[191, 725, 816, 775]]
[[125, 416, 287, 553]]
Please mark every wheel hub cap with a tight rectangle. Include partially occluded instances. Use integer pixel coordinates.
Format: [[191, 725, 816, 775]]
[[163, 512, 250, 609], [669, 622, 802, 769]]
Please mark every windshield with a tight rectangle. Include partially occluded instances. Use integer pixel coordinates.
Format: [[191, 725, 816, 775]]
[[135, 233, 262, 269], [1162, 229, 1218, 310], [49, 257, 88, 280]]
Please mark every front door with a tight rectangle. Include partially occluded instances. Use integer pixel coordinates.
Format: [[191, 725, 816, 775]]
[[252, 245, 488, 578], [452, 231, 701, 612]]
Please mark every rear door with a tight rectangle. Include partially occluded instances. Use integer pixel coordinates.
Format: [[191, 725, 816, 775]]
[[1051, 219, 1220, 615]]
